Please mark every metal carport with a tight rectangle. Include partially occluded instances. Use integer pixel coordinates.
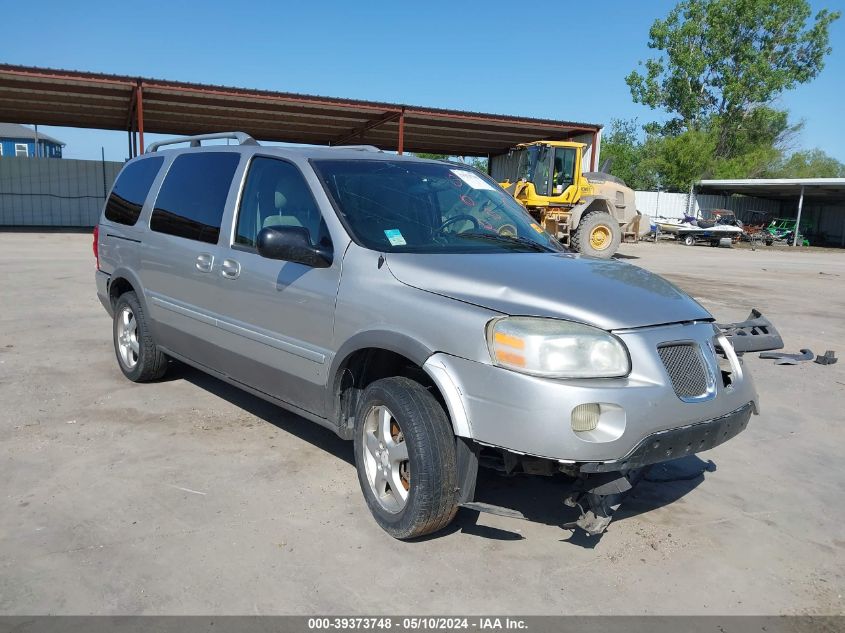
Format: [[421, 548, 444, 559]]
[[0, 64, 601, 163], [698, 178, 845, 247]]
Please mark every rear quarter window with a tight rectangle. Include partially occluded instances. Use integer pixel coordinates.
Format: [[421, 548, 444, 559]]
[[104, 157, 164, 226], [150, 152, 241, 244]]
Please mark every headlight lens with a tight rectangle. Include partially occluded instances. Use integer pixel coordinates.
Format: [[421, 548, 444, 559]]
[[487, 317, 630, 378]]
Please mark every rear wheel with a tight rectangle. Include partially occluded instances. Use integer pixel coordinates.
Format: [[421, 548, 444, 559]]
[[113, 291, 168, 382], [572, 211, 621, 258], [353, 377, 459, 539]]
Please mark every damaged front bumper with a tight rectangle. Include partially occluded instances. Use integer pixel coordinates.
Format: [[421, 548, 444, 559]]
[[579, 402, 754, 473], [563, 402, 754, 536], [424, 316, 772, 538], [424, 321, 760, 465]]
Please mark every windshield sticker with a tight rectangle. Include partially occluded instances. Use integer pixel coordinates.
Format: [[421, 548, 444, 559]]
[[450, 169, 494, 190], [384, 229, 407, 246], [448, 173, 463, 188], [460, 194, 476, 207]]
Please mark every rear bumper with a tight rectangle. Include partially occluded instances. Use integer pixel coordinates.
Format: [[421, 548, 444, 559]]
[[580, 402, 753, 472], [95, 270, 112, 316]]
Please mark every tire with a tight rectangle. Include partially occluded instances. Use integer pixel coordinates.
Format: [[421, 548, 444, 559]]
[[113, 291, 168, 382], [571, 211, 621, 258], [353, 377, 459, 539], [682, 234, 695, 246]]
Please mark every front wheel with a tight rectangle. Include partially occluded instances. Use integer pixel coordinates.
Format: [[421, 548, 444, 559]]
[[353, 377, 459, 539], [682, 234, 695, 246], [571, 211, 621, 258]]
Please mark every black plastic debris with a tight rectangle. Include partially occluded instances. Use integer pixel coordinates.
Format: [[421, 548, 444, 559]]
[[716, 309, 783, 353], [759, 349, 815, 365], [814, 350, 838, 366]]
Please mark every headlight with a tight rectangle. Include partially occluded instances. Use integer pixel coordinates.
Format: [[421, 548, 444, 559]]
[[487, 317, 630, 378]]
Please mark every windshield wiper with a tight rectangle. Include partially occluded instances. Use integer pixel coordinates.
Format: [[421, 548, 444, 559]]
[[454, 232, 555, 252]]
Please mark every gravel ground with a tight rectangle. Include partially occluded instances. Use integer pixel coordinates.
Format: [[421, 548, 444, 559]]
[[0, 233, 843, 615]]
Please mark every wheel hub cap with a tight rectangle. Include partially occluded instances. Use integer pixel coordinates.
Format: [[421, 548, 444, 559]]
[[116, 306, 140, 369], [361, 405, 410, 514], [590, 225, 611, 250]]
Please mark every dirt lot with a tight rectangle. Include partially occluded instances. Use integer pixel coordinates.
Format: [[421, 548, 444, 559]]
[[0, 233, 843, 615]]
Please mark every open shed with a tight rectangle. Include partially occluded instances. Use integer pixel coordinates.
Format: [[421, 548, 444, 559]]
[[698, 178, 845, 247], [0, 64, 602, 165]]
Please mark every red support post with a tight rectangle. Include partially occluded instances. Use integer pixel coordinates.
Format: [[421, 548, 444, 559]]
[[397, 109, 405, 155], [136, 83, 145, 154], [590, 130, 598, 171]]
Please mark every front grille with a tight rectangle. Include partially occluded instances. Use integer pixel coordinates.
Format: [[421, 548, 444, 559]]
[[658, 343, 708, 399]]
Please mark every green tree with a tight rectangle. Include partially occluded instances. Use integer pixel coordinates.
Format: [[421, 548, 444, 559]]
[[645, 128, 715, 190], [603, 108, 795, 190], [627, 0, 839, 140], [460, 156, 489, 173], [768, 149, 845, 177], [414, 152, 449, 161], [598, 119, 659, 190], [639, 109, 792, 189], [413, 153, 489, 173], [624, 0, 839, 189]]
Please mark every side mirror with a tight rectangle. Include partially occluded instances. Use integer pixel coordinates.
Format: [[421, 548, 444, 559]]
[[256, 226, 332, 268]]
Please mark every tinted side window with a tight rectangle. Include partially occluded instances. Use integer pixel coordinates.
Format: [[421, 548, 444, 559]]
[[235, 157, 330, 248], [150, 152, 240, 244], [104, 157, 164, 225]]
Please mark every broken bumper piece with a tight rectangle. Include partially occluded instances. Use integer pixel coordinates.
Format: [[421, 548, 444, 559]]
[[565, 402, 754, 537], [716, 309, 783, 353]]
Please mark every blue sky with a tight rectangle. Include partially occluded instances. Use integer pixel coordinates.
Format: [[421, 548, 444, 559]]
[[3, 0, 844, 162]]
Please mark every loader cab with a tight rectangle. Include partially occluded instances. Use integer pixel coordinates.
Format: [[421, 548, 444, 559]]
[[513, 141, 584, 205]]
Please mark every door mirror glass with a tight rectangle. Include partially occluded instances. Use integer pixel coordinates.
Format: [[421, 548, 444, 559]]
[[256, 226, 332, 268]]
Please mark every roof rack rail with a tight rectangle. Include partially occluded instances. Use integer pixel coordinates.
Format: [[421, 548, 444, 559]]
[[146, 132, 258, 153], [332, 144, 383, 153]]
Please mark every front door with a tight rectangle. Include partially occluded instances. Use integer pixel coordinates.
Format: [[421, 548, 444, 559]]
[[210, 156, 341, 417], [552, 146, 578, 201]]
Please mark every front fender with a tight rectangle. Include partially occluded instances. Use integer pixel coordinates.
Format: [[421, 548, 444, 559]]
[[423, 353, 472, 438], [570, 196, 613, 228], [326, 330, 435, 420]]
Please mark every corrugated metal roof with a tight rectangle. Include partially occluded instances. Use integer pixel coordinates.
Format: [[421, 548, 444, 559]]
[[698, 178, 845, 201], [0, 122, 64, 145], [0, 64, 601, 156]]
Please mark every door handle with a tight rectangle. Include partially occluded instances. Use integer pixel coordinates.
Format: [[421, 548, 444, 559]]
[[221, 258, 241, 279], [196, 253, 214, 273]]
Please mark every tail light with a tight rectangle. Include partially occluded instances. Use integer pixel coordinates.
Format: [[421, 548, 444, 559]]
[[92, 225, 100, 270]]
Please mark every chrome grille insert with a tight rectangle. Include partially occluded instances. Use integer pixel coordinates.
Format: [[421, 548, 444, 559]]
[[658, 343, 709, 399]]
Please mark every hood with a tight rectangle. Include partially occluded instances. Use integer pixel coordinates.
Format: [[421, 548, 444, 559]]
[[385, 252, 710, 331]]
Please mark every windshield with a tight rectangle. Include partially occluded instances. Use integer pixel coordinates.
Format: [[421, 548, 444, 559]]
[[312, 159, 564, 254], [517, 146, 537, 181]]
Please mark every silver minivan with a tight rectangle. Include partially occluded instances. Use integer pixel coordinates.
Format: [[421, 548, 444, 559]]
[[94, 132, 777, 539]]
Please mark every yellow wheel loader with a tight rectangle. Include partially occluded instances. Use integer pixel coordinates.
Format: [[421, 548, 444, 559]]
[[498, 141, 647, 258]]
